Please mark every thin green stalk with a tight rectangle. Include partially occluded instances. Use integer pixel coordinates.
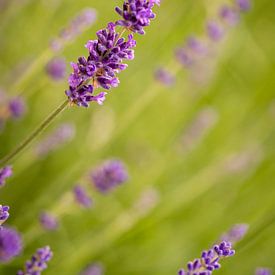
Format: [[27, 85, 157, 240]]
[[0, 99, 69, 166]]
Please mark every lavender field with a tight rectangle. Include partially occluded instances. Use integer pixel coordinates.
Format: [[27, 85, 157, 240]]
[[0, 0, 275, 274]]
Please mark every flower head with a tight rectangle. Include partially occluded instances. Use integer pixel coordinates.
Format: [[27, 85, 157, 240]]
[[236, 0, 251, 12], [8, 97, 26, 119], [207, 21, 224, 42], [46, 57, 66, 80], [91, 159, 128, 193], [154, 67, 175, 86], [255, 268, 272, 275], [0, 227, 22, 262], [17, 246, 53, 275], [39, 212, 59, 231], [178, 241, 235, 275], [81, 263, 104, 275], [73, 185, 92, 208], [0, 166, 13, 187], [219, 5, 240, 26], [0, 205, 10, 226], [220, 224, 249, 244], [115, 0, 160, 35]]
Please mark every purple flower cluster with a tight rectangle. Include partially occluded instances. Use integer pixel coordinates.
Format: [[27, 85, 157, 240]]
[[17, 246, 53, 275], [8, 97, 26, 118], [0, 166, 13, 187], [220, 224, 249, 244], [81, 263, 104, 275], [65, 0, 159, 107], [255, 268, 272, 275], [154, 67, 175, 87], [115, 0, 160, 35], [178, 241, 235, 275], [91, 160, 128, 193], [0, 205, 10, 226], [73, 185, 92, 208], [39, 212, 59, 231], [46, 57, 67, 80], [0, 227, 22, 262]]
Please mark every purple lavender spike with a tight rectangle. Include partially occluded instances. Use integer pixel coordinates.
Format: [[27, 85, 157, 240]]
[[0, 205, 10, 226], [178, 241, 235, 275], [207, 21, 224, 42], [73, 185, 92, 208], [39, 212, 59, 231], [219, 5, 240, 26], [236, 0, 251, 12], [0, 227, 22, 262], [46, 57, 66, 80], [0, 166, 13, 187], [175, 48, 193, 68], [220, 224, 249, 244], [154, 67, 175, 86], [255, 268, 272, 275], [8, 97, 26, 119], [91, 159, 128, 193], [17, 246, 53, 275]]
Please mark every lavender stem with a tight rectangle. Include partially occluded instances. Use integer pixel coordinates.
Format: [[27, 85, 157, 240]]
[[0, 99, 69, 166]]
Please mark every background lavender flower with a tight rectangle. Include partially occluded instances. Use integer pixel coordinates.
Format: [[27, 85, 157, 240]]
[[220, 224, 249, 244], [8, 97, 26, 119], [207, 21, 224, 42], [17, 246, 53, 275], [0, 166, 13, 187], [154, 67, 175, 86], [46, 57, 66, 80], [39, 212, 59, 231], [73, 185, 92, 208], [237, 0, 251, 12], [91, 160, 128, 193], [81, 263, 104, 275], [0, 205, 10, 226], [115, 0, 160, 34], [0, 227, 22, 262], [255, 268, 272, 275], [178, 241, 235, 275], [35, 123, 75, 157]]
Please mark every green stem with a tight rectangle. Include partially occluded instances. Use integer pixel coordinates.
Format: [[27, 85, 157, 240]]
[[0, 99, 69, 166]]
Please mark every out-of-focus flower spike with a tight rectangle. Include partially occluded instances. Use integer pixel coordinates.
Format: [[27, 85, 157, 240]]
[[0, 166, 13, 187], [81, 263, 104, 275], [154, 67, 175, 87], [73, 185, 92, 208], [46, 57, 67, 81], [255, 268, 272, 275], [207, 21, 224, 42], [236, 0, 251, 12], [39, 212, 59, 231], [220, 224, 249, 244]]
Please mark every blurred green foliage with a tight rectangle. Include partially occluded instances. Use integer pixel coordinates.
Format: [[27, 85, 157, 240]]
[[0, 0, 275, 274]]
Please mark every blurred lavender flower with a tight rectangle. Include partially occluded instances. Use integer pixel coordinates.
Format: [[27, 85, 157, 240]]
[[50, 8, 97, 52], [0, 227, 22, 262], [8, 97, 26, 119], [0, 205, 10, 226], [39, 212, 59, 231], [207, 21, 224, 42], [115, 0, 160, 34], [154, 67, 175, 87], [255, 268, 272, 275], [46, 57, 66, 80], [81, 263, 104, 275], [220, 224, 249, 244], [187, 37, 207, 56], [219, 5, 240, 26], [17, 246, 53, 275], [91, 159, 128, 193], [175, 47, 193, 68], [0, 166, 13, 187], [73, 185, 92, 208], [35, 123, 75, 157], [236, 0, 251, 12], [178, 241, 235, 275]]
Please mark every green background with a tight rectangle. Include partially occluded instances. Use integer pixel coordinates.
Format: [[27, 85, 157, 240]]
[[0, 0, 275, 274]]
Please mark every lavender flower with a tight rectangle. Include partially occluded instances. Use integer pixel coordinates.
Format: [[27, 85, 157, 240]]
[[175, 48, 193, 68], [81, 263, 104, 275], [39, 212, 59, 231], [154, 67, 175, 86], [73, 185, 92, 208], [0, 166, 13, 187], [50, 8, 97, 52], [207, 21, 224, 42], [255, 268, 272, 275], [35, 123, 75, 157], [91, 159, 128, 193], [115, 0, 160, 34], [220, 224, 249, 244], [46, 57, 66, 80], [17, 246, 53, 275], [8, 97, 26, 118], [0, 227, 22, 262], [236, 0, 251, 12], [219, 5, 240, 26], [178, 241, 235, 275], [0, 205, 10, 226]]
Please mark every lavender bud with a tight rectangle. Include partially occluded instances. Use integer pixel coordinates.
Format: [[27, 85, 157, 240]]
[[0, 227, 22, 262], [220, 224, 249, 244], [81, 263, 104, 275], [8, 97, 26, 119], [154, 67, 175, 87], [17, 246, 53, 275], [207, 21, 224, 42], [236, 0, 251, 12], [73, 185, 92, 208], [46, 57, 66, 80], [91, 159, 128, 193], [219, 5, 240, 26], [39, 212, 59, 231], [0, 166, 13, 187], [0, 205, 10, 226], [255, 268, 272, 275]]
